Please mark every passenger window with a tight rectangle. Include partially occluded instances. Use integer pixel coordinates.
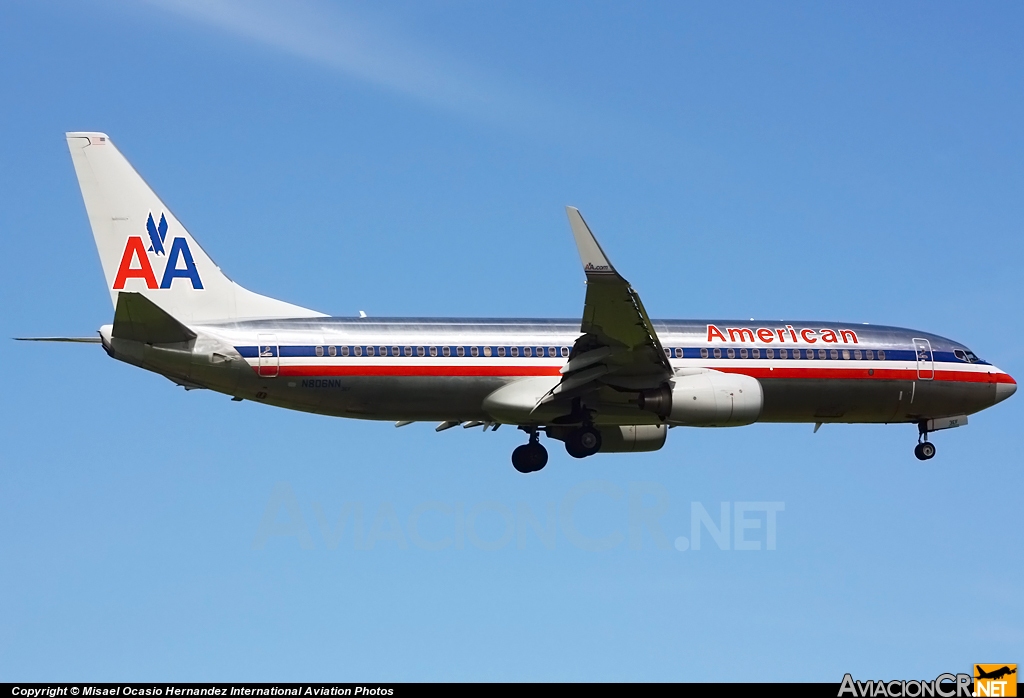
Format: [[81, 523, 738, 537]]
[[854, 350, 862, 360], [523, 347, 532, 357], [829, 349, 838, 360], [404, 346, 412, 356], [740, 348, 749, 359], [819, 349, 827, 360], [561, 347, 570, 357], [842, 350, 850, 360], [878, 350, 885, 361], [471, 346, 479, 357], [416, 346, 425, 357], [379, 346, 387, 356], [727, 348, 735, 359], [341, 346, 350, 357], [443, 346, 451, 357], [511, 346, 520, 357], [328, 345, 337, 357], [713, 348, 722, 359], [456, 346, 465, 357], [700, 348, 709, 359], [369, 346, 378, 357], [392, 346, 399, 357], [779, 348, 787, 359], [549, 347, 557, 357], [315, 345, 324, 357], [665, 348, 672, 358], [354, 346, 363, 357], [483, 346, 491, 357], [498, 347, 506, 357], [865, 350, 874, 360], [429, 346, 438, 357], [754, 348, 762, 359]]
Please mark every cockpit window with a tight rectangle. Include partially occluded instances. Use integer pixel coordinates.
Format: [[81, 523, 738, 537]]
[[954, 349, 981, 363]]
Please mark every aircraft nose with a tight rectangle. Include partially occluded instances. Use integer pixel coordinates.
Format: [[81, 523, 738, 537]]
[[994, 374, 1017, 404]]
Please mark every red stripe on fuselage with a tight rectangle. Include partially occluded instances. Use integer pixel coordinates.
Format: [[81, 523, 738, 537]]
[[716, 366, 1014, 384], [247, 363, 1013, 384], [271, 365, 564, 377]]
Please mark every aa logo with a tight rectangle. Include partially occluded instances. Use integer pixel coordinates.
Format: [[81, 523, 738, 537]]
[[113, 212, 203, 290], [974, 664, 1017, 697]]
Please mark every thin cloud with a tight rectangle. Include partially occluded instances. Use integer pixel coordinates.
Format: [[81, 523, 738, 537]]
[[143, 0, 546, 127]]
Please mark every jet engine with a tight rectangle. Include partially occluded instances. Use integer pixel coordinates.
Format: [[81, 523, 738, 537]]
[[640, 371, 763, 426], [546, 424, 667, 453], [598, 425, 667, 452]]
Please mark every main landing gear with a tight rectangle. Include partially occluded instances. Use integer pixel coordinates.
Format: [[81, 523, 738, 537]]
[[510, 424, 603, 473], [565, 425, 602, 459], [512, 430, 548, 473], [915, 421, 936, 461]]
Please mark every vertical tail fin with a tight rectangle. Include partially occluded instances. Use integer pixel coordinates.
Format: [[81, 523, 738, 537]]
[[66, 132, 324, 323]]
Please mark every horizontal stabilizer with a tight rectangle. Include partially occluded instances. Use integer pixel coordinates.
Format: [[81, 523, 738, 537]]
[[113, 292, 197, 344], [14, 336, 101, 343]]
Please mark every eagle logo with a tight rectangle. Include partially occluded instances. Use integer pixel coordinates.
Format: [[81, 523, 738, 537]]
[[146, 212, 169, 255]]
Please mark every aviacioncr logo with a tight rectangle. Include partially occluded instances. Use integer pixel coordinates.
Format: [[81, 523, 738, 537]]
[[112, 212, 203, 290]]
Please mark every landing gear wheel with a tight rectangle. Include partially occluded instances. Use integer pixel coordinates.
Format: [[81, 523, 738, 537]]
[[512, 442, 548, 473], [914, 442, 936, 460], [565, 426, 602, 459]]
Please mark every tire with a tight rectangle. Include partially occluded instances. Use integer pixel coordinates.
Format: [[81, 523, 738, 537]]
[[566, 426, 602, 458], [565, 439, 587, 459], [512, 442, 548, 472], [512, 445, 533, 473], [526, 442, 548, 471], [914, 442, 936, 460]]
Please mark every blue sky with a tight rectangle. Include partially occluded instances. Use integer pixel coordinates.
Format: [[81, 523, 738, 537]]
[[1, 0, 1022, 681]]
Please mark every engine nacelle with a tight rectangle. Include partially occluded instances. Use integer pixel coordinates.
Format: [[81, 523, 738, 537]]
[[598, 424, 667, 452], [547, 424, 667, 452], [640, 371, 763, 426]]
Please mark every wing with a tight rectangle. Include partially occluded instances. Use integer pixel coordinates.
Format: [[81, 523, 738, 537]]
[[538, 207, 672, 408]]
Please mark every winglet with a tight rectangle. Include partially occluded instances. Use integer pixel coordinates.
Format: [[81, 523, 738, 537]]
[[566, 207, 619, 278]]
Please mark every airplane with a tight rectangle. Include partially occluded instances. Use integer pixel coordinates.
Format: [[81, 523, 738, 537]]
[[975, 666, 1016, 681], [18, 132, 1016, 473]]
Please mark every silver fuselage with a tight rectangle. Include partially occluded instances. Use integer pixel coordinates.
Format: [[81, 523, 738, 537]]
[[99, 317, 1016, 426]]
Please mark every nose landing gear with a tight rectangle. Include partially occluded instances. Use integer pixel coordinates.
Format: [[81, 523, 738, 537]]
[[915, 421, 936, 460], [512, 430, 548, 473]]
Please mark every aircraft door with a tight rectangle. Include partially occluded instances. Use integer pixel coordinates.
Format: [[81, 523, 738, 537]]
[[258, 333, 279, 378], [913, 338, 934, 380]]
